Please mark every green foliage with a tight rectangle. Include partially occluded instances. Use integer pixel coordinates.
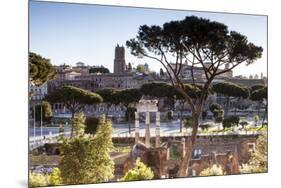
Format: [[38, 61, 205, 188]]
[[29, 172, 50, 188], [34, 101, 53, 122], [200, 124, 211, 130], [251, 86, 267, 101], [29, 52, 56, 86], [140, 82, 175, 98], [96, 89, 119, 105], [199, 165, 224, 176], [46, 85, 102, 118], [183, 116, 193, 129], [115, 88, 142, 106], [49, 168, 62, 186], [136, 64, 146, 73], [59, 115, 114, 184], [72, 112, 86, 137], [254, 115, 260, 126], [89, 66, 110, 74], [85, 116, 100, 135], [213, 82, 250, 99], [239, 121, 248, 128], [209, 103, 224, 123], [222, 116, 240, 129], [240, 134, 267, 173], [121, 158, 154, 181]]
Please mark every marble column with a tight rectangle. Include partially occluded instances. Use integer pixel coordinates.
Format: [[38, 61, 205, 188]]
[[135, 112, 139, 144], [155, 111, 161, 147], [145, 111, 150, 148]]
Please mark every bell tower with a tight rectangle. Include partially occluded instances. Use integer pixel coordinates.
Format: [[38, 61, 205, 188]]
[[114, 44, 126, 74]]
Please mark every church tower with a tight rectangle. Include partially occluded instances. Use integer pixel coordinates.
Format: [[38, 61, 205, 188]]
[[114, 44, 126, 74]]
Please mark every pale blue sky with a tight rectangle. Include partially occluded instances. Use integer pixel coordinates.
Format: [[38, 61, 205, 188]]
[[29, 1, 267, 77]]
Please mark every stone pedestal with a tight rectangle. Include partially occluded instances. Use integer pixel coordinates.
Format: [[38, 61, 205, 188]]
[[155, 112, 161, 147], [135, 112, 139, 144], [145, 111, 150, 148]]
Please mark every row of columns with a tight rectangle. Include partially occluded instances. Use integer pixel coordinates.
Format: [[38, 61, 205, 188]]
[[135, 111, 161, 148]]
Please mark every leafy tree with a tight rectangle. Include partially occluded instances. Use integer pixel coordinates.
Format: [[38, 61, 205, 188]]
[[59, 115, 114, 184], [85, 116, 100, 135], [212, 82, 249, 116], [49, 168, 62, 186], [121, 158, 154, 181], [96, 89, 119, 116], [222, 116, 240, 129], [136, 64, 145, 73], [140, 82, 175, 99], [29, 52, 56, 86], [209, 103, 224, 123], [46, 86, 102, 137], [127, 15, 262, 177], [253, 115, 260, 127], [89, 66, 110, 74], [183, 116, 193, 130], [34, 101, 53, 123], [251, 86, 267, 123], [115, 89, 142, 133], [239, 121, 248, 129], [72, 112, 86, 137]]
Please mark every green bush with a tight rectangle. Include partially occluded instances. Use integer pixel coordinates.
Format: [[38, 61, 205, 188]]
[[200, 124, 211, 131], [199, 165, 224, 176], [49, 168, 62, 186], [183, 116, 193, 129], [121, 158, 154, 181], [29, 172, 50, 188], [239, 121, 248, 128], [59, 116, 114, 184], [223, 116, 240, 129]]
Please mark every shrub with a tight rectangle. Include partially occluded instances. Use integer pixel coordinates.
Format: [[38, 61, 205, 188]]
[[121, 158, 154, 181], [200, 124, 211, 131], [199, 165, 224, 176], [209, 103, 224, 123], [240, 121, 248, 128], [60, 116, 114, 184], [183, 116, 193, 129], [29, 172, 50, 188], [49, 168, 62, 186], [254, 115, 260, 126], [223, 116, 240, 129]]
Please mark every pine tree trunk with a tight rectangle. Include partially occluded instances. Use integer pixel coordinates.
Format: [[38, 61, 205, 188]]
[[177, 113, 199, 177]]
